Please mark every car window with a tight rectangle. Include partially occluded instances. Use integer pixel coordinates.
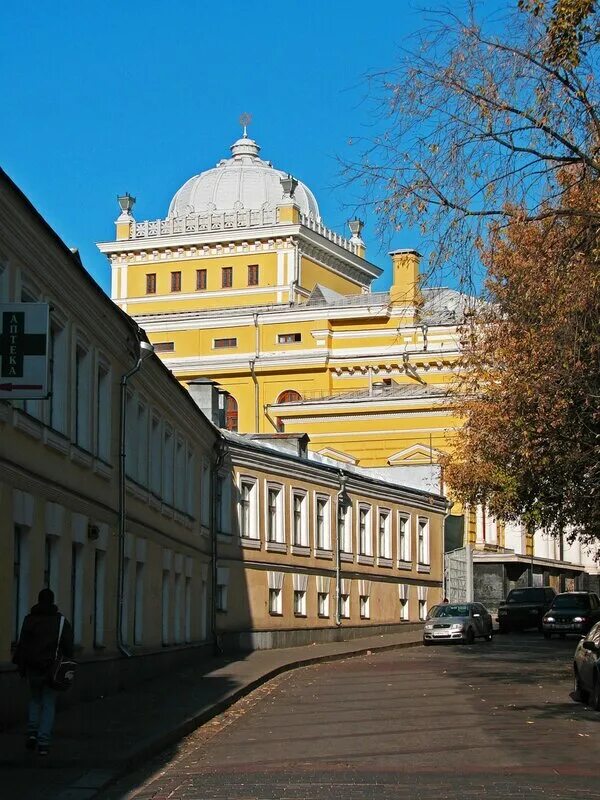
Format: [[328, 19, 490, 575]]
[[552, 594, 591, 610], [506, 588, 545, 603], [432, 604, 470, 617]]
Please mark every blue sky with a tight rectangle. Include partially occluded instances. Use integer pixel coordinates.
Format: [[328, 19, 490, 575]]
[[1, 1, 500, 295]]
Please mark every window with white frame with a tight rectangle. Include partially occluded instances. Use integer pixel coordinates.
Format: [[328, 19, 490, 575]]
[[266, 484, 284, 543], [340, 593, 350, 618], [292, 490, 308, 547], [315, 495, 331, 550], [358, 505, 372, 556], [417, 517, 430, 565], [174, 439, 185, 510], [186, 450, 195, 516], [239, 477, 258, 539], [49, 318, 67, 434], [162, 427, 174, 505], [150, 416, 162, 496], [95, 361, 111, 461], [268, 571, 284, 615], [317, 576, 330, 618], [338, 501, 352, 553], [378, 509, 391, 559], [318, 592, 329, 617], [201, 459, 211, 526], [216, 566, 229, 612], [360, 595, 370, 619], [75, 343, 91, 450], [418, 586, 428, 620], [398, 584, 409, 621], [293, 574, 308, 616], [137, 403, 149, 487], [398, 514, 411, 563]]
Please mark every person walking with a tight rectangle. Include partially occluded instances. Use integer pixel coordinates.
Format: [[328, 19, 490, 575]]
[[13, 588, 74, 755]]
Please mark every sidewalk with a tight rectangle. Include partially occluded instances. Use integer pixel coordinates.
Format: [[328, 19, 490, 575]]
[[0, 628, 422, 800]]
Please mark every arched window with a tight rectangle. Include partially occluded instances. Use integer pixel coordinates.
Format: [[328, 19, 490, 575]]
[[275, 390, 302, 432], [224, 395, 238, 432]]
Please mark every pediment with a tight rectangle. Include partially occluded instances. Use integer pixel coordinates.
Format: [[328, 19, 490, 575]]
[[317, 447, 359, 465], [388, 443, 443, 465]]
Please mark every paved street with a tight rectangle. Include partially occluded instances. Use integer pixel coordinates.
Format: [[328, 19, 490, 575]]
[[102, 634, 600, 800]]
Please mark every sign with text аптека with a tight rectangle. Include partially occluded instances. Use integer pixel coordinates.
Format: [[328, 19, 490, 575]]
[[0, 303, 50, 399]]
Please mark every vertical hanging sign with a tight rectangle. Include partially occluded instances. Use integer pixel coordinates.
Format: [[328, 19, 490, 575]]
[[0, 303, 50, 399]]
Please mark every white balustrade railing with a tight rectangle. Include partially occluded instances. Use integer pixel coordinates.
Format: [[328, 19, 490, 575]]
[[299, 213, 359, 254], [132, 207, 278, 239]]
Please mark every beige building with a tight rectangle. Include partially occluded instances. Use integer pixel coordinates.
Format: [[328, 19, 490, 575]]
[[0, 168, 219, 726]]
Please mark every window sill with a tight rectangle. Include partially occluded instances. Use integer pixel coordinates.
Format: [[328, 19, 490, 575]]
[[217, 532, 233, 543], [417, 563, 431, 573], [294, 613, 307, 618], [71, 445, 93, 468], [340, 552, 353, 563], [377, 557, 393, 568], [93, 458, 113, 480], [398, 559, 412, 570], [44, 427, 70, 455], [240, 536, 261, 549], [161, 504, 174, 519], [13, 410, 43, 441], [360, 616, 370, 621], [149, 494, 161, 510], [318, 614, 330, 619], [269, 612, 283, 617], [290, 545, 310, 556], [357, 555, 374, 566], [266, 541, 287, 554], [315, 548, 333, 560], [216, 608, 228, 614]]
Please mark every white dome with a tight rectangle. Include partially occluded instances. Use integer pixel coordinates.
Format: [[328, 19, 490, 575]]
[[168, 135, 320, 220]]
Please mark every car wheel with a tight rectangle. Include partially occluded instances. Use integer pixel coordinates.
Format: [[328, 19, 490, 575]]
[[485, 632, 493, 642], [464, 627, 475, 645], [592, 674, 600, 712], [543, 632, 551, 640], [574, 666, 588, 703]]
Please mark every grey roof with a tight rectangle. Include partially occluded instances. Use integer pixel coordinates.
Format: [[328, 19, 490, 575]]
[[306, 283, 345, 305], [272, 382, 448, 406], [421, 287, 480, 325]]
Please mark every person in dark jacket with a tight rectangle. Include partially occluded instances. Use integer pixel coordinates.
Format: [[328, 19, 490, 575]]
[[13, 588, 74, 755]]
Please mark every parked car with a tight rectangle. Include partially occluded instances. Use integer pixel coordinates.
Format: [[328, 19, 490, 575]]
[[423, 602, 493, 645], [498, 587, 556, 633], [543, 592, 600, 639], [573, 621, 600, 710]]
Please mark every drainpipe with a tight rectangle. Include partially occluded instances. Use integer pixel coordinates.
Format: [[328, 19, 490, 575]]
[[118, 337, 154, 657], [210, 435, 225, 655], [335, 470, 347, 627], [263, 403, 279, 432]]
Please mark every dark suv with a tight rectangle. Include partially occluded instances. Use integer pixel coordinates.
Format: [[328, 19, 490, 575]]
[[498, 587, 556, 633], [543, 592, 600, 638]]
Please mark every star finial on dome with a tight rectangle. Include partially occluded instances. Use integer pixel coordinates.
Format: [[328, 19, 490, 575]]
[[239, 112, 252, 139]]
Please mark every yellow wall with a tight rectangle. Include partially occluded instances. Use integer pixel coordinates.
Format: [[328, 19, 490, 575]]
[[300, 256, 362, 296]]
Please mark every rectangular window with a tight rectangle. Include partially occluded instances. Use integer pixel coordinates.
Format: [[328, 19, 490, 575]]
[[153, 341, 175, 353], [173, 571, 183, 644], [170, 271, 181, 292], [214, 337, 237, 349], [222, 266, 233, 288], [340, 593, 350, 619], [44, 536, 57, 593], [201, 460, 211, 526], [13, 526, 29, 644], [267, 485, 283, 543], [184, 576, 192, 643], [292, 491, 307, 546], [162, 428, 174, 505], [247, 264, 259, 286], [196, 269, 207, 290], [316, 496, 331, 550], [162, 570, 170, 644], [418, 599, 427, 621], [293, 590, 306, 616], [216, 567, 229, 612], [338, 502, 351, 553], [318, 592, 329, 618], [93, 549, 106, 648], [96, 363, 110, 461], [278, 333, 302, 344], [360, 595, 370, 619], [398, 515, 411, 563], [49, 320, 67, 434], [137, 404, 149, 488], [359, 506, 372, 556], [146, 273, 156, 294], [134, 561, 144, 645], [174, 439, 185, 511], [378, 510, 391, 559], [418, 518, 430, 565], [75, 345, 91, 450], [121, 557, 131, 644], [150, 416, 162, 496], [400, 597, 409, 621], [269, 588, 282, 615], [70, 543, 84, 645], [240, 478, 258, 539]]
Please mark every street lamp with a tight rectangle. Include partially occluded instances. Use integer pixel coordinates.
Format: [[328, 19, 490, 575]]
[[117, 337, 154, 656]]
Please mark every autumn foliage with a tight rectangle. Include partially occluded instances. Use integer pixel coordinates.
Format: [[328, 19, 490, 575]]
[[444, 179, 600, 546]]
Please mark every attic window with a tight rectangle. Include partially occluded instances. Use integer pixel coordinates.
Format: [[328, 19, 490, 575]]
[[153, 342, 174, 353], [214, 337, 237, 349], [278, 333, 301, 344]]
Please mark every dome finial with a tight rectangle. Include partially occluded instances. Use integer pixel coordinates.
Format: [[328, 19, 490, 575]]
[[239, 112, 252, 139]]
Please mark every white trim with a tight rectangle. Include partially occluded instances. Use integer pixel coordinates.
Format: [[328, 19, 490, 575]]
[[124, 284, 291, 304], [388, 444, 445, 465]]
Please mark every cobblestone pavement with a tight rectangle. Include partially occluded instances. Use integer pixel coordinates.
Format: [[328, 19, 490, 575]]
[[102, 634, 600, 800]]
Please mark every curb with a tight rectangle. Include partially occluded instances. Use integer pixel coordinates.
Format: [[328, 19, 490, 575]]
[[85, 636, 422, 799]]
